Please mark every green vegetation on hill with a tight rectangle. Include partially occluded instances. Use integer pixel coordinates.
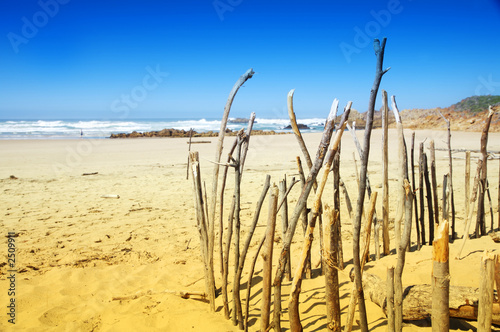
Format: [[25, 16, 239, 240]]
[[450, 95, 500, 113]]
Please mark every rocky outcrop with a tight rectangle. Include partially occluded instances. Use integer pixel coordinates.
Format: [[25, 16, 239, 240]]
[[283, 123, 310, 130], [110, 128, 287, 138]]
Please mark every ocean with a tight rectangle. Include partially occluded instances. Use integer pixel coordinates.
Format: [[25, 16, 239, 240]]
[[0, 118, 328, 139]]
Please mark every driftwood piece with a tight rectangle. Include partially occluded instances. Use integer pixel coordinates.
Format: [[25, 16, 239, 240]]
[[476, 107, 495, 237], [288, 100, 349, 332], [296, 156, 312, 278], [411, 132, 420, 250], [273, 102, 343, 300], [486, 180, 495, 232], [324, 206, 341, 332], [432, 221, 450, 331], [261, 185, 279, 332], [429, 140, 439, 227], [344, 192, 378, 332], [465, 151, 471, 222], [347, 122, 378, 259], [456, 158, 483, 260], [244, 234, 266, 332], [387, 267, 395, 332], [333, 150, 344, 269], [189, 151, 216, 310], [112, 289, 207, 302], [478, 251, 496, 332], [438, 111, 456, 239], [395, 180, 413, 332], [423, 153, 435, 244], [209, 68, 254, 312], [391, 96, 405, 255], [186, 128, 193, 179], [82, 172, 98, 176], [232, 133, 244, 326], [352, 38, 390, 332], [361, 272, 500, 324], [498, 159, 500, 230], [233, 175, 270, 329], [381, 90, 390, 256], [220, 138, 238, 319], [418, 143, 426, 246]]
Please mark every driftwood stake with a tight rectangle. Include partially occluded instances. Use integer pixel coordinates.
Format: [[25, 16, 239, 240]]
[[260, 185, 279, 332], [273, 101, 345, 303], [186, 128, 193, 180], [456, 158, 483, 260], [244, 234, 266, 332], [234, 175, 270, 329], [344, 192, 378, 332], [419, 143, 426, 246], [387, 266, 395, 332], [209, 68, 255, 312], [381, 90, 390, 256], [423, 153, 435, 244], [411, 132, 420, 250], [352, 38, 390, 332], [189, 151, 216, 311], [476, 107, 495, 237], [296, 156, 312, 277], [465, 151, 471, 222], [429, 140, 439, 226], [288, 99, 348, 332], [391, 96, 405, 254], [438, 111, 456, 239], [324, 206, 341, 332], [432, 221, 450, 332], [395, 180, 413, 332], [478, 251, 495, 332]]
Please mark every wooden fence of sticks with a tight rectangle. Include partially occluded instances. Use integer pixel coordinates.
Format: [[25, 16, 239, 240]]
[[188, 38, 500, 331]]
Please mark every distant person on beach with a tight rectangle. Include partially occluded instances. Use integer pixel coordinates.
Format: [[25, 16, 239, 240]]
[[80, 129, 83, 138]]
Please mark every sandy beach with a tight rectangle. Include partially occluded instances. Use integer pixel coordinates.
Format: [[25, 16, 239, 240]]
[[1, 128, 499, 331]]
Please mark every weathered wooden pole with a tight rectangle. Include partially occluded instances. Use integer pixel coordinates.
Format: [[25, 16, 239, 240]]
[[391, 96, 406, 254], [333, 150, 344, 269], [186, 128, 193, 180], [429, 140, 439, 226], [476, 107, 495, 237], [498, 158, 500, 230], [296, 156, 312, 278], [234, 175, 270, 330], [387, 266, 395, 332], [465, 151, 471, 224], [272, 101, 345, 308], [344, 192, 378, 332], [382, 90, 390, 256], [419, 143, 426, 246], [456, 158, 483, 260], [478, 251, 495, 332], [244, 234, 266, 332], [423, 153, 435, 244], [352, 38, 390, 332], [395, 180, 413, 332], [288, 100, 349, 332], [279, 176, 291, 281], [232, 132, 244, 326], [432, 221, 450, 332], [260, 185, 279, 332], [324, 205, 341, 332], [411, 132, 420, 250], [189, 151, 216, 311], [209, 68, 255, 312]]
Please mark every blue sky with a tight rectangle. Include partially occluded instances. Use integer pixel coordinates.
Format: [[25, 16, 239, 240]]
[[1, 0, 499, 120]]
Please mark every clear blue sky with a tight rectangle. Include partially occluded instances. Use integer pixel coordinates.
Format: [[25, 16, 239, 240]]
[[1, 0, 499, 120]]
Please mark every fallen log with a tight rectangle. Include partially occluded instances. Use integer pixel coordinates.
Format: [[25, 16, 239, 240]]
[[361, 272, 500, 325]]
